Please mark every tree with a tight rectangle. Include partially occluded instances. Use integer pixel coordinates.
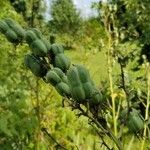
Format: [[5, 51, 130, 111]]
[[9, 0, 47, 28], [49, 0, 82, 35]]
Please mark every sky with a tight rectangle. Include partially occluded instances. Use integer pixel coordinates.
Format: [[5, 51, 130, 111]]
[[73, 0, 99, 18], [45, 0, 99, 20]]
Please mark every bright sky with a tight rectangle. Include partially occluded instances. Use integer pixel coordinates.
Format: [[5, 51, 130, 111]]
[[45, 0, 99, 20], [73, 0, 99, 18]]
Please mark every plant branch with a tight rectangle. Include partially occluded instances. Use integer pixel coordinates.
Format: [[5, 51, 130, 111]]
[[72, 102, 123, 150], [119, 62, 130, 113], [41, 128, 68, 150]]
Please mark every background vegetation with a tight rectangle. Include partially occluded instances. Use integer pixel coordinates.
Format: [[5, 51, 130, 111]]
[[0, 0, 150, 149]]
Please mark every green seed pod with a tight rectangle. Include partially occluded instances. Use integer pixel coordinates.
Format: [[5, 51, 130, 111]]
[[127, 109, 144, 133], [31, 28, 42, 39], [52, 67, 64, 78], [55, 82, 71, 96], [25, 30, 38, 45], [24, 54, 47, 77], [10, 24, 25, 39], [4, 18, 25, 41], [46, 70, 61, 86], [82, 82, 94, 99], [54, 54, 71, 72], [5, 29, 18, 43], [41, 38, 51, 51], [91, 89, 103, 104], [51, 67, 69, 84], [49, 44, 64, 56], [30, 39, 47, 57], [4, 18, 16, 27], [76, 64, 91, 83], [67, 66, 81, 87], [0, 20, 10, 34], [71, 86, 86, 102], [62, 76, 68, 84]]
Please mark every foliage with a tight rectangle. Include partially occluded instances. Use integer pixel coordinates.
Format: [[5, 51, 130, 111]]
[[49, 0, 82, 35], [92, 0, 150, 149], [9, 0, 46, 26], [0, 0, 150, 150]]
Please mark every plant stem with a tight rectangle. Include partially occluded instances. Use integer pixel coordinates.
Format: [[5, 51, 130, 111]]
[[141, 67, 150, 150], [103, 10, 118, 138], [31, 0, 35, 27], [120, 63, 127, 95], [108, 56, 117, 137], [77, 105, 123, 150], [106, 24, 117, 137], [119, 63, 130, 115], [89, 114, 123, 150], [42, 128, 67, 150]]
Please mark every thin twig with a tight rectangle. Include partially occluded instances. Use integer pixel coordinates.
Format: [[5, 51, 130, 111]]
[[41, 128, 68, 150], [73, 103, 123, 150], [90, 123, 112, 150], [119, 62, 130, 115]]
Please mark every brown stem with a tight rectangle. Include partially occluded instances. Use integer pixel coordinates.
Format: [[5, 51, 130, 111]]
[[41, 128, 68, 150], [119, 63, 130, 115], [31, 0, 35, 27], [76, 104, 123, 150]]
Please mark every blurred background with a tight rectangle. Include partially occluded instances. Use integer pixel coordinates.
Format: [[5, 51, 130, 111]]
[[0, 0, 150, 149]]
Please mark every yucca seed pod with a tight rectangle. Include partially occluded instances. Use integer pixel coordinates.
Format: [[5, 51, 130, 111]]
[[46, 70, 61, 86], [4, 18, 25, 39], [127, 109, 144, 133], [5, 29, 18, 43], [24, 54, 47, 77], [30, 39, 47, 57], [49, 44, 64, 56], [54, 54, 71, 72], [0, 20, 10, 34], [55, 82, 71, 96], [25, 30, 38, 45], [31, 28, 42, 39]]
